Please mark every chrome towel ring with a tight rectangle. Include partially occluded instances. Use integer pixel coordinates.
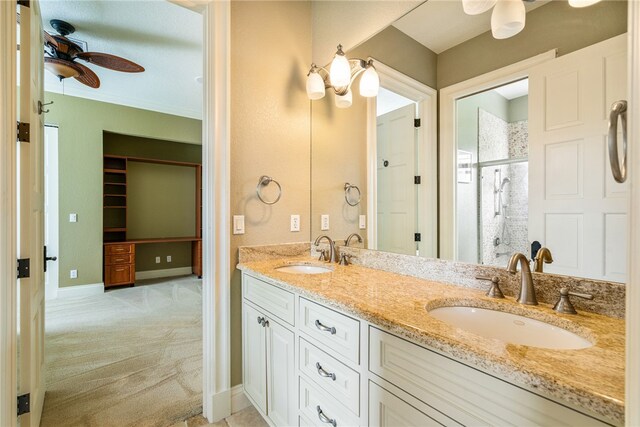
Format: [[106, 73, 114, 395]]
[[607, 100, 627, 183], [256, 176, 282, 205], [344, 183, 361, 206]]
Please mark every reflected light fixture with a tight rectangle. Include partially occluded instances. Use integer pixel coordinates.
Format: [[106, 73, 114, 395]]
[[462, 0, 603, 39], [306, 44, 380, 109]]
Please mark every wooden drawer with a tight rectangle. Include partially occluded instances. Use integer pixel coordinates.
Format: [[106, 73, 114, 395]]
[[299, 376, 360, 427], [105, 243, 134, 255], [299, 298, 360, 364], [105, 264, 134, 286], [243, 274, 295, 326], [299, 338, 360, 415], [105, 254, 134, 265], [369, 327, 607, 426]]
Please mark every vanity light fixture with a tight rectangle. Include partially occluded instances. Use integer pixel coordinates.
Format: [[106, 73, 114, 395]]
[[306, 44, 380, 109], [462, 0, 603, 39]]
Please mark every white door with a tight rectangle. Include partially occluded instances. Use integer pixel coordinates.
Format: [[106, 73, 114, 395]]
[[44, 125, 59, 300], [242, 303, 267, 414], [266, 317, 295, 426], [18, 1, 46, 425], [528, 34, 628, 281], [377, 103, 417, 255]]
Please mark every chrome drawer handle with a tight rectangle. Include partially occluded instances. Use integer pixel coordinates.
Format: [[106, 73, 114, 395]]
[[316, 405, 336, 427], [316, 362, 336, 381], [315, 319, 336, 335], [257, 316, 265, 326], [608, 100, 628, 183]]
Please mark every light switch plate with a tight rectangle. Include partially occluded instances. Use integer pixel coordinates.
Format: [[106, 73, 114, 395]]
[[290, 214, 300, 232], [155, 256, 161, 264], [166, 255, 172, 263], [233, 215, 245, 235], [321, 214, 330, 231], [69, 269, 77, 279], [69, 213, 78, 223], [359, 215, 366, 229]]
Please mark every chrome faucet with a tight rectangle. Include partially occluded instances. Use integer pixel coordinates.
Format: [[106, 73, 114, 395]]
[[533, 247, 553, 273], [345, 233, 363, 247], [314, 235, 337, 263], [507, 253, 538, 305]]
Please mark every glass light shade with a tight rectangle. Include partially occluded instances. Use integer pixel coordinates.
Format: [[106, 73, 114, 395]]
[[335, 91, 352, 109], [359, 66, 380, 98], [306, 71, 326, 100], [462, 0, 497, 15], [491, 0, 526, 40], [568, 0, 601, 7], [330, 53, 351, 88]]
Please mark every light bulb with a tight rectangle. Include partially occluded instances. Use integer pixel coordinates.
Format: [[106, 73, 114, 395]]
[[491, 0, 525, 40], [330, 45, 351, 88], [306, 71, 325, 100], [568, 0, 601, 7], [335, 91, 352, 109], [462, 0, 497, 15], [359, 66, 379, 98]]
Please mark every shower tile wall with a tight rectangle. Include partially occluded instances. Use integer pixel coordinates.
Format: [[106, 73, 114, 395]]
[[478, 109, 529, 266]]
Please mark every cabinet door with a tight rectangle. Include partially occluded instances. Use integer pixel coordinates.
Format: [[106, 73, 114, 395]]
[[242, 303, 267, 414], [369, 382, 442, 427], [266, 317, 296, 427]]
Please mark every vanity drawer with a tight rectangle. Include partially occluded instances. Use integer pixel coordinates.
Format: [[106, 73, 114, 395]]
[[299, 338, 360, 415], [369, 381, 446, 427], [299, 298, 360, 364], [105, 254, 134, 265], [105, 243, 134, 255], [369, 327, 608, 426], [299, 376, 360, 427], [243, 274, 295, 326], [105, 264, 134, 286]]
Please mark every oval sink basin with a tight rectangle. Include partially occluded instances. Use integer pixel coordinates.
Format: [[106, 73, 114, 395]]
[[275, 264, 333, 274], [428, 306, 592, 350]]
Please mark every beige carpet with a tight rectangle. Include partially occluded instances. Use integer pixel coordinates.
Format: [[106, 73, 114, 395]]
[[42, 276, 204, 427]]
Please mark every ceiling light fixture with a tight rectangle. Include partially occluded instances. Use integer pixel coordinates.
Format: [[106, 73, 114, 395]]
[[306, 44, 380, 109], [462, 0, 603, 39]]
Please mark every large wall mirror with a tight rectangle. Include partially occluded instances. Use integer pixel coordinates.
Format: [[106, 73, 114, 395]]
[[310, 0, 628, 283]]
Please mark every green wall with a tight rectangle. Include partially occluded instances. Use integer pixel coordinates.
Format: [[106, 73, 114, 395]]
[[509, 95, 528, 123], [104, 132, 202, 163], [43, 92, 201, 288]]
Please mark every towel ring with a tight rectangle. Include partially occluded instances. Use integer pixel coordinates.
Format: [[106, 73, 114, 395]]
[[256, 176, 282, 205], [344, 183, 361, 206]]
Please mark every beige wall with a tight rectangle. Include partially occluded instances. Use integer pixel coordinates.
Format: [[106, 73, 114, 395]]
[[230, 1, 312, 386]]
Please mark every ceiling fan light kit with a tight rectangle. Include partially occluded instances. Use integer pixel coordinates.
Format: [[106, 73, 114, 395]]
[[43, 19, 145, 89], [463, 0, 603, 39]]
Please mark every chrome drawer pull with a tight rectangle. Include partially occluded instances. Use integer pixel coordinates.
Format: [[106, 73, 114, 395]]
[[316, 405, 336, 427], [608, 100, 628, 183], [315, 319, 336, 335], [257, 316, 265, 326], [315, 362, 336, 381]]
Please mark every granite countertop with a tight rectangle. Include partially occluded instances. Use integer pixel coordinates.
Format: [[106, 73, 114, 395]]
[[237, 257, 625, 425]]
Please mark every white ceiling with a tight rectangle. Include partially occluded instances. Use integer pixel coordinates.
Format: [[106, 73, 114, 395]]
[[39, 0, 203, 119], [392, 0, 549, 54], [493, 78, 528, 100]]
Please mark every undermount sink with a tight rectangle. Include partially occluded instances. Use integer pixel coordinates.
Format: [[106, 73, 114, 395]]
[[428, 306, 592, 350], [275, 264, 333, 274]]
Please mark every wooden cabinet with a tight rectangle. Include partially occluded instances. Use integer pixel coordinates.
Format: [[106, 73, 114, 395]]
[[104, 243, 135, 287]]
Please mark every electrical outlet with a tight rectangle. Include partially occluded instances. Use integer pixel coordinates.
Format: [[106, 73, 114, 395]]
[[359, 215, 366, 229], [166, 255, 172, 263], [155, 256, 161, 264], [69, 269, 77, 279], [69, 213, 78, 223], [233, 215, 245, 235], [290, 214, 300, 232], [321, 214, 330, 231]]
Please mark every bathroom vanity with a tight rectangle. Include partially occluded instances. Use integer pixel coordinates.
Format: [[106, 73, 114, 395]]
[[238, 255, 624, 427]]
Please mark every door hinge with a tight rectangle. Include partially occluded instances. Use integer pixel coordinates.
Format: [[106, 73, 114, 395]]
[[17, 258, 30, 279], [414, 118, 421, 128], [17, 393, 30, 416], [17, 0, 30, 7], [414, 233, 421, 242], [414, 176, 421, 184], [17, 121, 30, 142]]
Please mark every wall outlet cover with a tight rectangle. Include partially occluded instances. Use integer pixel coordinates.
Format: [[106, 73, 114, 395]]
[[359, 215, 366, 229], [233, 215, 245, 235], [166, 255, 172, 263], [290, 214, 300, 232], [155, 256, 161, 264], [69, 213, 78, 223], [69, 269, 77, 279], [321, 214, 330, 231]]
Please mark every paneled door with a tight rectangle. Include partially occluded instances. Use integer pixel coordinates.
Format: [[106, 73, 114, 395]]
[[265, 317, 295, 426], [242, 303, 267, 414], [528, 34, 628, 281]]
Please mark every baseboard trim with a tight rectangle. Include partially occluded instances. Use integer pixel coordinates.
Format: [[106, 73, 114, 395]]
[[56, 282, 104, 299], [135, 267, 193, 280], [231, 384, 250, 414], [208, 389, 231, 422]]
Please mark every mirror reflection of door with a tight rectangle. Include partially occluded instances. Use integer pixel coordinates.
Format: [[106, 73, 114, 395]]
[[376, 90, 417, 255]]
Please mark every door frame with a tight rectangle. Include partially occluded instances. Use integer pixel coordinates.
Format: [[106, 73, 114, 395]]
[[438, 49, 556, 260], [366, 60, 437, 257]]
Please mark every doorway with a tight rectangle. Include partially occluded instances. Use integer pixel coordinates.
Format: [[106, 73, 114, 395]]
[[44, 125, 58, 300]]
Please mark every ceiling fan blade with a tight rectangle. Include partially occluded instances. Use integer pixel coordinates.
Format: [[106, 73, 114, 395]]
[[44, 31, 59, 49], [73, 62, 101, 88], [75, 52, 144, 73]]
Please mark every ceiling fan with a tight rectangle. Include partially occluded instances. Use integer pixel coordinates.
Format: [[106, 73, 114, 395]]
[[43, 19, 144, 89]]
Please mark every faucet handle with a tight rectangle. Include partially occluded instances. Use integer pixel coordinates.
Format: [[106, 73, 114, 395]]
[[476, 276, 505, 299], [553, 287, 593, 314], [318, 249, 327, 261], [338, 253, 352, 266]]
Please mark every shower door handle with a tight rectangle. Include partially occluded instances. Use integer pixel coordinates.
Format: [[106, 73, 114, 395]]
[[607, 100, 627, 183]]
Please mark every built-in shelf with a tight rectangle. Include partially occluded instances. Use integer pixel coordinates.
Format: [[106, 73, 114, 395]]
[[104, 194, 127, 197], [104, 206, 127, 209], [104, 227, 127, 232], [103, 168, 127, 174]]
